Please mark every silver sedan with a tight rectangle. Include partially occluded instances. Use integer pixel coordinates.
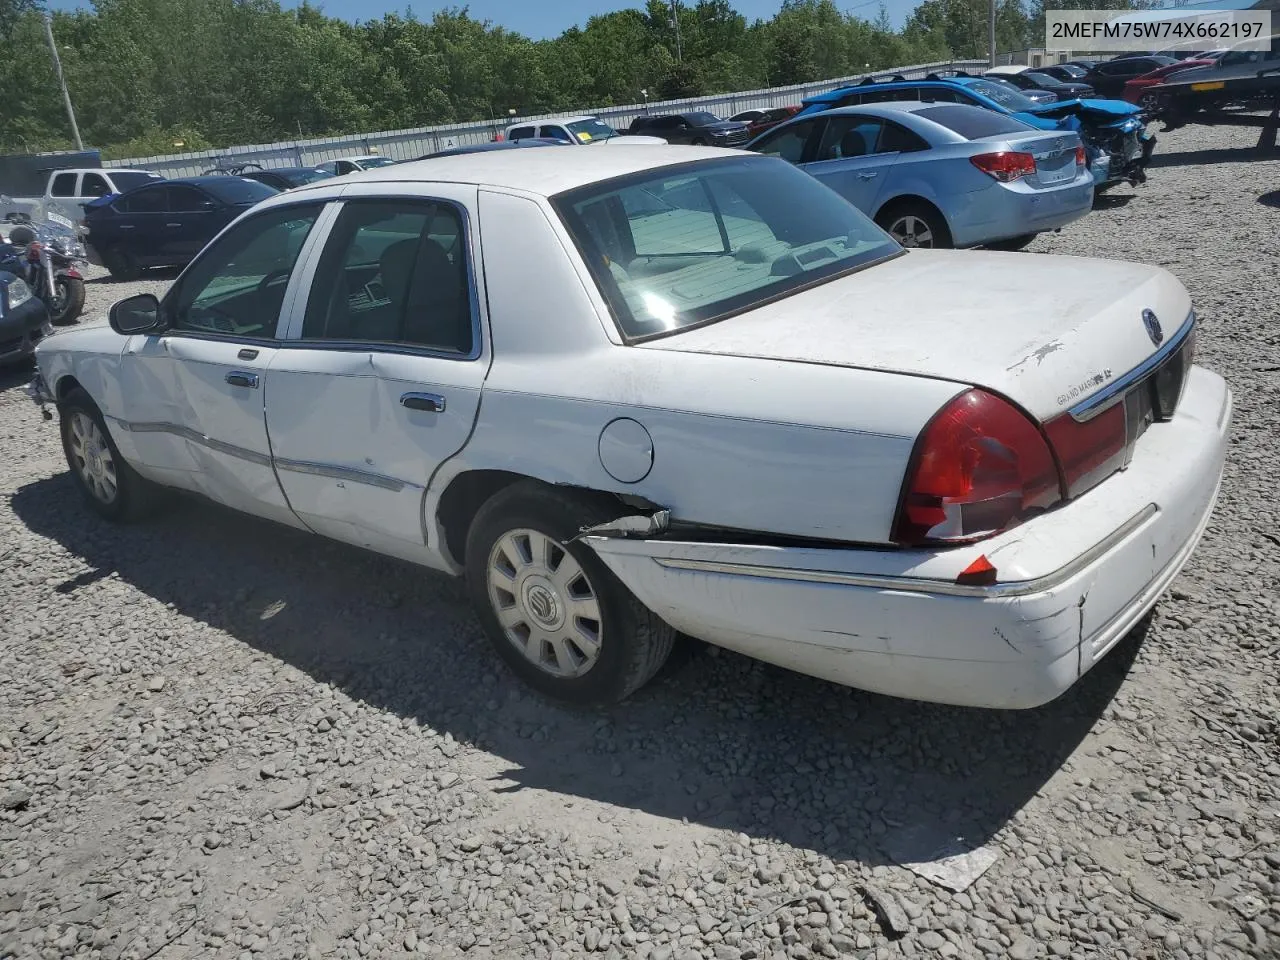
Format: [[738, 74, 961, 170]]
[[747, 101, 1095, 251]]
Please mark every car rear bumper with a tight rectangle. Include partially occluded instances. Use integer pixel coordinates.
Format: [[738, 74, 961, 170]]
[[587, 366, 1231, 709], [948, 173, 1095, 247]]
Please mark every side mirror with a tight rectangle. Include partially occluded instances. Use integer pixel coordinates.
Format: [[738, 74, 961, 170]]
[[109, 293, 163, 335]]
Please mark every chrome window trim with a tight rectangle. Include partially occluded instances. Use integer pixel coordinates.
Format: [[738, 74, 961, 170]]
[[1067, 310, 1196, 423], [282, 195, 485, 363]]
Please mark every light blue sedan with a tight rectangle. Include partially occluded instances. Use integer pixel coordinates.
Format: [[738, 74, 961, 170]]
[[745, 101, 1094, 251]]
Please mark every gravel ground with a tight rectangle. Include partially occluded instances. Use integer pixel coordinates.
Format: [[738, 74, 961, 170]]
[[1, 122, 1278, 960]]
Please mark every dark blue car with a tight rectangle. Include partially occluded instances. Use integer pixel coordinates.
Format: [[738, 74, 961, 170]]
[[83, 176, 279, 280], [796, 76, 1154, 190]]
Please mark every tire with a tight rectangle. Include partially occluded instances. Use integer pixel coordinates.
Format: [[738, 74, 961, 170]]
[[876, 201, 952, 249], [691, 137, 707, 146], [465, 480, 676, 705], [985, 233, 1037, 252], [58, 387, 158, 522], [103, 246, 141, 281], [50, 275, 85, 325]]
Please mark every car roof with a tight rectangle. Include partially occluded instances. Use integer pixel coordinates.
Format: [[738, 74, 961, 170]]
[[280, 145, 751, 199], [509, 115, 597, 127], [427, 140, 564, 157], [247, 167, 322, 175], [814, 101, 957, 118]]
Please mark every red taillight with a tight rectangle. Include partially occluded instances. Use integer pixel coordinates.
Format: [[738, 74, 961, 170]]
[[970, 151, 1037, 183], [893, 389, 1062, 547], [1043, 403, 1127, 498], [1075, 144, 1087, 166]]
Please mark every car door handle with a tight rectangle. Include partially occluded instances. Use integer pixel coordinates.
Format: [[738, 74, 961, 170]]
[[225, 371, 259, 389], [857, 171, 878, 180], [119, 224, 135, 230], [400, 392, 445, 413], [166, 223, 182, 228]]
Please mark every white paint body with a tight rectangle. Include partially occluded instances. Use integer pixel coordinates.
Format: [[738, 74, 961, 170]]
[[33, 146, 1232, 709]]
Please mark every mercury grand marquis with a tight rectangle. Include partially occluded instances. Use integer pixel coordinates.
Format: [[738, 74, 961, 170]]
[[27, 146, 1231, 709]]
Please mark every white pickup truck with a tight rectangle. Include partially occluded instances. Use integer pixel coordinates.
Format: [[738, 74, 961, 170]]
[[1, 168, 164, 233]]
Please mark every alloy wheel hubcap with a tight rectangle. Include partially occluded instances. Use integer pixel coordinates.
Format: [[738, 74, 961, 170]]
[[487, 528, 603, 678], [889, 215, 934, 248], [68, 412, 118, 504]]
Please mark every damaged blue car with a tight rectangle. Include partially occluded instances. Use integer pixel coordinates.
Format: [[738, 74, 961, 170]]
[[797, 74, 1155, 191]]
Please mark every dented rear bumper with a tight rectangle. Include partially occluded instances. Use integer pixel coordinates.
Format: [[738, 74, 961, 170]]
[[586, 366, 1231, 709]]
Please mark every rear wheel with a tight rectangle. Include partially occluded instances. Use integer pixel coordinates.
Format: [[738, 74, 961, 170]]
[[49, 275, 85, 325], [103, 246, 141, 281], [691, 137, 707, 146], [986, 233, 1037, 252], [59, 388, 158, 522], [465, 481, 676, 705], [877, 201, 952, 249]]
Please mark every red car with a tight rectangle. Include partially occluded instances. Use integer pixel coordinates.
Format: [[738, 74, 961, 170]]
[[1123, 59, 1216, 106], [729, 105, 801, 138]]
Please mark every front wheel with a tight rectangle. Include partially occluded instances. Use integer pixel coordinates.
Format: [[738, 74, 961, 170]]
[[465, 481, 676, 705], [103, 246, 141, 281], [59, 388, 158, 521], [49, 275, 85, 325]]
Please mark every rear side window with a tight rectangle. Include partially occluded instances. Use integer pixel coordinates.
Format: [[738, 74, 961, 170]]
[[815, 117, 884, 160], [751, 120, 817, 163], [915, 105, 1034, 139], [302, 200, 473, 354], [879, 122, 930, 152], [50, 173, 77, 197]]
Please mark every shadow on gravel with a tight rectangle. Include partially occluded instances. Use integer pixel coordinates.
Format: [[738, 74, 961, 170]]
[[1259, 189, 1280, 209], [11, 475, 1142, 869], [0, 359, 36, 392], [1147, 144, 1280, 169], [1091, 193, 1136, 212], [85, 267, 181, 285]]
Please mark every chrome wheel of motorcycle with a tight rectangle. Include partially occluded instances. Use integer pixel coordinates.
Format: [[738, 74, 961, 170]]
[[67, 411, 119, 505], [486, 527, 603, 679], [887, 214, 935, 248]]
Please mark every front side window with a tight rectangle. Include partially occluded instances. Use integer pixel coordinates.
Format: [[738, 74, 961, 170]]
[[81, 173, 111, 198], [118, 186, 167, 214], [50, 173, 77, 197], [815, 117, 885, 160], [539, 125, 575, 143], [167, 204, 322, 338], [508, 126, 537, 141], [168, 185, 214, 212], [750, 120, 817, 163], [302, 200, 473, 354], [555, 156, 900, 340]]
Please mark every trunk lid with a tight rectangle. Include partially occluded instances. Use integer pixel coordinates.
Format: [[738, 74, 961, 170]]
[[639, 249, 1192, 422], [974, 130, 1082, 186]]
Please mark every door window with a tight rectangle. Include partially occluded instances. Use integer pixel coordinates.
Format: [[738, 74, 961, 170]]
[[81, 173, 110, 198], [50, 173, 77, 197], [301, 200, 474, 355], [118, 186, 167, 214], [166, 204, 323, 338], [815, 117, 885, 160], [751, 120, 817, 163], [167, 185, 214, 212], [538, 125, 574, 143]]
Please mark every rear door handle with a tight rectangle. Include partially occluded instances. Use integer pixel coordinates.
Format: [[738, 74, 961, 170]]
[[166, 223, 182, 228], [119, 224, 135, 230], [225, 371, 259, 389], [400, 392, 445, 413], [857, 171, 878, 180]]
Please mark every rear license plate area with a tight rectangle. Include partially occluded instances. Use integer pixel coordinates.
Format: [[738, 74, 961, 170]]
[[1122, 336, 1193, 456], [1036, 153, 1075, 183]]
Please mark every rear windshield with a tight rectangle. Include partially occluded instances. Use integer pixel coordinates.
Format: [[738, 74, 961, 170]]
[[289, 169, 334, 185], [111, 172, 164, 192], [359, 157, 398, 169], [915, 105, 1034, 139], [964, 79, 1040, 111], [200, 178, 279, 205], [685, 112, 722, 126], [553, 156, 899, 340]]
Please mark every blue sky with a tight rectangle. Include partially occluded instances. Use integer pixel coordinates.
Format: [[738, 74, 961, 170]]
[[46, 0, 916, 37]]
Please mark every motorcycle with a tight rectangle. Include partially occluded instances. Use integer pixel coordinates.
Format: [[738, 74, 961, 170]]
[[0, 212, 88, 326]]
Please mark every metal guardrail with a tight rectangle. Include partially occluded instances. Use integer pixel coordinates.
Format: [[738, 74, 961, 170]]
[[102, 60, 989, 178]]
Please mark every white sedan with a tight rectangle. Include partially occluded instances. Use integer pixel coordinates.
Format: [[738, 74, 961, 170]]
[[27, 147, 1231, 710]]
